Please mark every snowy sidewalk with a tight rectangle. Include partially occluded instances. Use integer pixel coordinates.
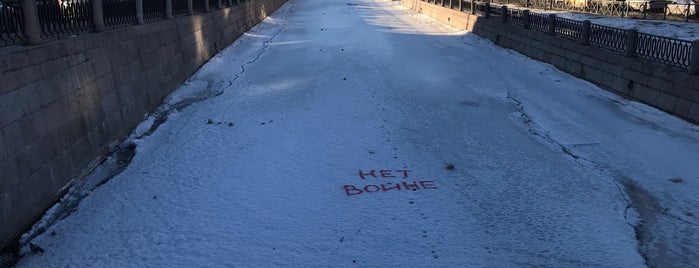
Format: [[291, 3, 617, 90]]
[[17, 0, 699, 267]]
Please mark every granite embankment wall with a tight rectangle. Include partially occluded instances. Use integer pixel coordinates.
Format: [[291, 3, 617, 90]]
[[401, 0, 699, 123], [0, 0, 287, 251]]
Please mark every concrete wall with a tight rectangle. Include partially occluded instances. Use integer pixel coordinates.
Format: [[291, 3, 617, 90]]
[[0, 0, 287, 251], [401, 0, 699, 123]]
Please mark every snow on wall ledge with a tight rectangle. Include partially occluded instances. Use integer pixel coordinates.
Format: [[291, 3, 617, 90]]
[[400, 0, 699, 124], [0, 0, 288, 252]]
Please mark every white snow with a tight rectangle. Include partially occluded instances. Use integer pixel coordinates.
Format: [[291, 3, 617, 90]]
[[15, 0, 699, 267]]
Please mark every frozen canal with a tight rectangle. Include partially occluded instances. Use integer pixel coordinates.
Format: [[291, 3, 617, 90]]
[[17, 0, 699, 266]]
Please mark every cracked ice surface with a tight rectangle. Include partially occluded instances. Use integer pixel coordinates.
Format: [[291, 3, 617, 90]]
[[17, 0, 699, 267]]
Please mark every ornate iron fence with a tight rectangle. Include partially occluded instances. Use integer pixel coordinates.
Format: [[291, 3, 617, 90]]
[[193, 0, 205, 13], [144, 0, 166, 22], [589, 23, 626, 52], [509, 7, 526, 26], [529, 12, 548, 32], [208, 0, 218, 10], [1, 2, 24, 46], [103, 0, 136, 28], [1, 0, 280, 48], [490, 3, 504, 17], [37, 0, 93, 39], [442, 0, 695, 69], [636, 33, 692, 68], [172, 0, 187, 15], [489, 0, 697, 21], [554, 16, 583, 42]]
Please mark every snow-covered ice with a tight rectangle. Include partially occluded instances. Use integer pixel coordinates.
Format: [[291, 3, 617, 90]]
[[15, 0, 699, 267]]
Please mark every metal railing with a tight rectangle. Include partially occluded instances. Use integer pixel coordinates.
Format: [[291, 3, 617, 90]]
[[192, 0, 204, 13], [589, 23, 626, 52], [508, 7, 526, 26], [143, 0, 166, 23], [488, 0, 697, 22], [172, 0, 188, 16], [37, 0, 93, 39], [0, 2, 24, 45], [0, 0, 248, 47], [104, 0, 136, 28], [636, 33, 692, 68], [529, 12, 548, 32], [417, 0, 699, 72], [555, 16, 583, 42]]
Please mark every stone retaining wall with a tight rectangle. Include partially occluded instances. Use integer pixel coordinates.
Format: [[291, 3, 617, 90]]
[[0, 0, 287, 251], [401, 0, 699, 123]]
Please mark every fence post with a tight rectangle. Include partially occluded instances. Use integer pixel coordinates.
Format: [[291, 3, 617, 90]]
[[523, 10, 529, 29], [485, 2, 490, 18], [625, 29, 637, 57], [217, 0, 222, 9], [548, 14, 556, 35], [459, 0, 462, 11], [166, 0, 173, 19], [188, 0, 194, 15], [205, 0, 210, 12], [20, 0, 41, 44], [92, 0, 105, 32], [471, 1, 475, 14], [580, 20, 590, 45], [688, 40, 699, 74], [228, 0, 233, 6], [136, 0, 144, 24]]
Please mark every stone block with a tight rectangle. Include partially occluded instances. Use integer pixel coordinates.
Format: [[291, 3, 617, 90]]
[[68, 136, 93, 173], [690, 102, 699, 123], [41, 99, 72, 137], [0, 159, 19, 188], [72, 60, 98, 89], [691, 89, 699, 103], [623, 68, 649, 87], [580, 55, 595, 67], [112, 64, 133, 92], [68, 53, 87, 67], [670, 82, 692, 99], [0, 118, 25, 155], [16, 83, 41, 116], [50, 118, 71, 148], [565, 60, 582, 77], [13, 143, 43, 179], [673, 98, 692, 118], [595, 58, 625, 77], [0, 66, 44, 96], [35, 131, 63, 164], [632, 84, 660, 106], [40, 56, 71, 79], [48, 69, 79, 100], [657, 92, 677, 113], [612, 76, 630, 96], [48, 152, 75, 187], [91, 52, 113, 79], [648, 78, 672, 95], [18, 112, 44, 147], [551, 54, 566, 69], [0, 132, 6, 160]]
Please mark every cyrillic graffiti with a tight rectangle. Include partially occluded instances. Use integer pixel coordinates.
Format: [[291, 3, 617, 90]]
[[344, 169, 438, 196]]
